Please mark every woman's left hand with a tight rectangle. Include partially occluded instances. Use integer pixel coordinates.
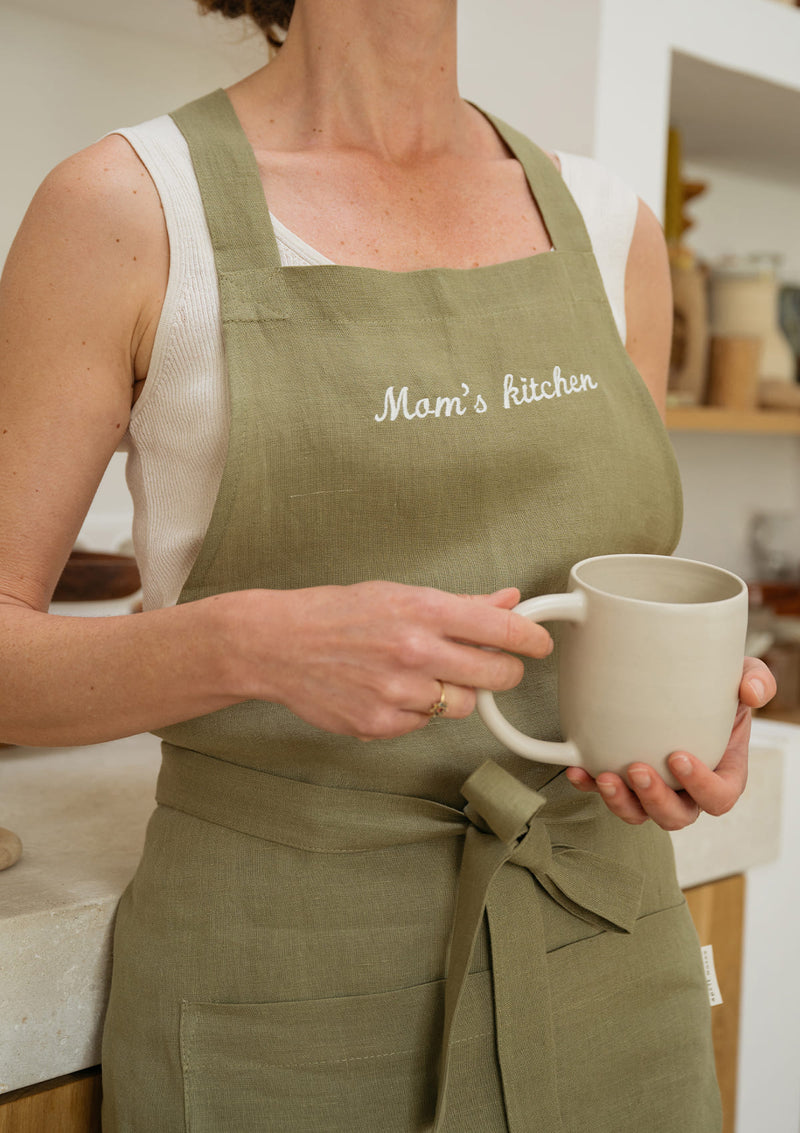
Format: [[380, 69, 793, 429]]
[[565, 656, 777, 830]]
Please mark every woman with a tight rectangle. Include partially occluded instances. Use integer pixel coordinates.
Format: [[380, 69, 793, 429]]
[[0, 1, 775, 1129]]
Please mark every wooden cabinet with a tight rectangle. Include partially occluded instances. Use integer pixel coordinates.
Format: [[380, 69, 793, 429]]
[[0, 1069, 101, 1133], [684, 873, 745, 1133]]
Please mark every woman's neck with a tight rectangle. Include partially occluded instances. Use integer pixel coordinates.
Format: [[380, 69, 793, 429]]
[[231, 0, 472, 162]]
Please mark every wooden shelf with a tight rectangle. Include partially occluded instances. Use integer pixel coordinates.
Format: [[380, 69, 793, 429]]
[[666, 406, 800, 435], [756, 705, 800, 726]]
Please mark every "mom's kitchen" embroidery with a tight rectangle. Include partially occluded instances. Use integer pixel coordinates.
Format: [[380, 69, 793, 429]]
[[373, 367, 598, 423]]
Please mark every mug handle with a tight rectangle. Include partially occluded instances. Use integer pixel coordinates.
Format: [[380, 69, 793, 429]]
[[476, 590, 588, 765]]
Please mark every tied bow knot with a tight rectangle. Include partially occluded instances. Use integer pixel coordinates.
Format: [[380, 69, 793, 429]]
[[432, 761, 645, 1133], [461, 760, 643, 935]]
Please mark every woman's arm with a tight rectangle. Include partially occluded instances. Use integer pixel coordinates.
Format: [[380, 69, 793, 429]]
[[0, 137, 248, 744], [0, 141, 551, 747], [566, 200, 776, 827]]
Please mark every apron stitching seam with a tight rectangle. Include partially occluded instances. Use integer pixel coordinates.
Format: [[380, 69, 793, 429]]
[[251, 1031, 494, 1070], [221, 306, 570, 327]]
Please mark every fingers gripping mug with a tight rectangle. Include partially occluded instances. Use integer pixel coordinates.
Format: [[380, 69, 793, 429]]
[[477, 554, 748, 789]]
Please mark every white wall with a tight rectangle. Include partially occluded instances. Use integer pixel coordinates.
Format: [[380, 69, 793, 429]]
[[457, 0, 602, 157], [673, 432, 800, 579], [739, 720, 800, 1133]]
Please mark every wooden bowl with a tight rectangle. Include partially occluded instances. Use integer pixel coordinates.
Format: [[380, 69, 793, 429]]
[[0, 827, 22, 871], [53, 550, 141, 602]]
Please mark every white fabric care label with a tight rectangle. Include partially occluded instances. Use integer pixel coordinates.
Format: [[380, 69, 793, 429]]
[[701, 945, 724, 1006]]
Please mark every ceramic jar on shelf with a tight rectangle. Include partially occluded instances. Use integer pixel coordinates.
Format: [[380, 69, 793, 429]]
[[709, 254, 796, 379]]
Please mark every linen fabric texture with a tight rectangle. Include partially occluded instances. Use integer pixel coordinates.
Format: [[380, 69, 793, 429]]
[[101, 89, 721, 1132], [108, 113, 637, 613]]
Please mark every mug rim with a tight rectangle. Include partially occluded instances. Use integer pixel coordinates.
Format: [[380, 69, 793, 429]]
[[570, 553, 747, 607]]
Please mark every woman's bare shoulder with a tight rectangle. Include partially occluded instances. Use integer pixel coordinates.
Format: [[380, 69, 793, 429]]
[[21, 133, 166, 268], [5, 133, 169, 384]]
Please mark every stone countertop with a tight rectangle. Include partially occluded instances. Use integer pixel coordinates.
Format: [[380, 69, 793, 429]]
[[0, 721, 790, 1094], [669, 717, 786, 889], [0, 733, 162, 1095]]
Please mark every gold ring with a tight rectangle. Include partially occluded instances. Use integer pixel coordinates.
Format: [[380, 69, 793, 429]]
[[427, 681, 448, 718]]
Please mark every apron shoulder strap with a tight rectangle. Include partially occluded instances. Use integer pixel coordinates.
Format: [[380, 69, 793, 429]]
[[474, 107, 595, 255], [170, 88, 283, 276]]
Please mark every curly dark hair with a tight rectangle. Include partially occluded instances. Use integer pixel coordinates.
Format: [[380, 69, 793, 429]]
[[194, 0, 295, 48]]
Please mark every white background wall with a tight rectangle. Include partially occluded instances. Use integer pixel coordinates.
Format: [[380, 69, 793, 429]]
[[1, 1, 798, 1129], [739, 718, 800, 1133]]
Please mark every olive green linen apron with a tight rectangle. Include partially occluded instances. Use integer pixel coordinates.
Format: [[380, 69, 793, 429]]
[[101, 90, 721, 1132]]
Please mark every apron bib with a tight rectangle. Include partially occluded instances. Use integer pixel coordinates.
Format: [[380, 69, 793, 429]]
[[101, 90, 720, 1132]]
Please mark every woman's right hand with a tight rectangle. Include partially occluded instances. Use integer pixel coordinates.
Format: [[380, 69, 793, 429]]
[[224, 582, 553, 740]]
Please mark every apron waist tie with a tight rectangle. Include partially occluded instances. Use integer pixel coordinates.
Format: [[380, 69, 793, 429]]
[[156, 746, 644, 1133]]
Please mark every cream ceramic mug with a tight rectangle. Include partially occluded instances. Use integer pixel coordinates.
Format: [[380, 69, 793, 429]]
[[476, 554, 748, 789]]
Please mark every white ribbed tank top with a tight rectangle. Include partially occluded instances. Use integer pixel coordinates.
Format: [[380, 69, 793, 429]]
[[111, 115, 639, 611]]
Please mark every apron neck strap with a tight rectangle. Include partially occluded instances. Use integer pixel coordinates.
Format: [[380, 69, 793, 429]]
[[471, 105, 595, 255], [170, 88, 284, 276]]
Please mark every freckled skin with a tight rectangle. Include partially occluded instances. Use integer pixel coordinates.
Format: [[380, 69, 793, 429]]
[[227, 76, 556, 272]]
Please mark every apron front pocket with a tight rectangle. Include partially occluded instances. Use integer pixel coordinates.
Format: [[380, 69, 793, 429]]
[[180, 970, 497, 1133]]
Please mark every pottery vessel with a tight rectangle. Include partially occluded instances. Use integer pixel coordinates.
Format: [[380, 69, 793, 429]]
[[477, 554, 748, 789]]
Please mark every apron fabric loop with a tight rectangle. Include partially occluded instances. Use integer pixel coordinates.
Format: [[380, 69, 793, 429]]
[[461, 759, 547, 843]]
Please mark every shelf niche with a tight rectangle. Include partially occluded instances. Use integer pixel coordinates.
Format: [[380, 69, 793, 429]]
[[666, 42, 800, 437], [670, 48, 800, 186]]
